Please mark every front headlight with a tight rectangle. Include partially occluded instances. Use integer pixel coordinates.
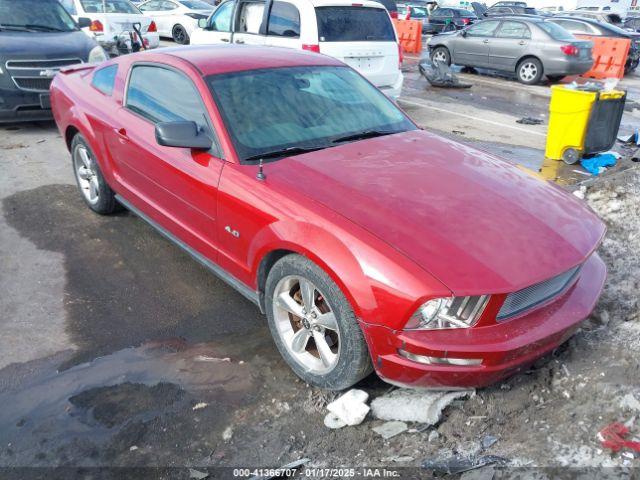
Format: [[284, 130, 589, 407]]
[[405, 296, 489, 330], [88, 45, 108, 64]]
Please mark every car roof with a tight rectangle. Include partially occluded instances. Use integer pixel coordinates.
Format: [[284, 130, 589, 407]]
[[305, 0, 385, 7], [152, 45, 344, 76]]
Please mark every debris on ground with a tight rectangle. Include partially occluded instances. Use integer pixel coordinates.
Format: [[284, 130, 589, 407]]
[[324, 389, 370, 428], [620, 393, 640, 412], [372, 421, 408, 439], [516, 117, 543, 125], [618, 130, 640, 145], [419, 59, 472, 89], [189, 468, 209, 479], [192, 402, 208, 410], [422, 454, 509, 475], [481, 435, 499, 450], [222, 426, 234, 441], [598, 423, 640, 452], [371, 389, 473, 424], [573, 186, 587, 199], [580, 152, 619, 176]]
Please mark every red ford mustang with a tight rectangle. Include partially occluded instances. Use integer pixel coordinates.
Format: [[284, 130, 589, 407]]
[[51, 45, 606, 390]]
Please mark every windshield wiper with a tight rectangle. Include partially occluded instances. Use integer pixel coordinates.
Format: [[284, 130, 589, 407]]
[[22, 24, 66, 31], [0, 23, 65, 32], [331, 130, 397, 144], [244, 145, 327, 162]]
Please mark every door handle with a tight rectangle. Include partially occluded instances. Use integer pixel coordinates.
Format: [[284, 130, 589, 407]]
[[221, 37, 229, 42], [235, 39, 245, 44], [519, 41, 526, 45], [115, 127, 129, 143], [483, 39, 489, 44]]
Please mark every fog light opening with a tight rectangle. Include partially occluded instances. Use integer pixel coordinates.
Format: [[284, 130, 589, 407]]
[[398, 349, 483, 366]]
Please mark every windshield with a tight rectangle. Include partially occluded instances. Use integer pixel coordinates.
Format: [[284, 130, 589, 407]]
[[180, 0, 212, 8], [208, 66, 416, 163], [80, 0, 141, 14], [0, 0, 77, 32], [316, 6, 395, 42], [539, 21, 575, 41]]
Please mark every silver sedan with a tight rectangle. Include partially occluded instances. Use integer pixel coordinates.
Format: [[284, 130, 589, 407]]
[[427, 17, 593, 84]]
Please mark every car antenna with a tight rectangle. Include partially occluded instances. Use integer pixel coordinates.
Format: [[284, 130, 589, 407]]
[[257, 158, 266, 181]]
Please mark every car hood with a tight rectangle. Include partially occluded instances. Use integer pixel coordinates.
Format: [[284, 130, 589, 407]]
[[268, 130, 605, 295], [0, 31, 96, 59]]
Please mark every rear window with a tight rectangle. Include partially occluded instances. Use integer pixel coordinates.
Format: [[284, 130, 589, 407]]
[[457, 9, 476, 18], [539, 21, 576, 41], [316, 6, 395, 42], [80, 0, 140, 14]]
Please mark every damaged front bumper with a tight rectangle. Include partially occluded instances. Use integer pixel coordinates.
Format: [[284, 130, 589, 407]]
[[359, 252, 606, 389]]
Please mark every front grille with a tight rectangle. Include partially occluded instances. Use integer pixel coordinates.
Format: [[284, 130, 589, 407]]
[[6, 58, 82, 69], [497, 265, 582, 321], [13, 77, 53, 92], [6, 58, 82, 92]]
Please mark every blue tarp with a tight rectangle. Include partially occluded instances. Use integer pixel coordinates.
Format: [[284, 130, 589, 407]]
[[580, 153, 618, 176]]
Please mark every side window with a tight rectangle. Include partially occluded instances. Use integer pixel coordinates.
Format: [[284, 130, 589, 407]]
[[126, 65, 220, 154], [556, 19, 589, 34], [126, 66, 207, 125], [443, 9, 454, 17], [92, 65, 118, 96], [497, 21, 531, 39], [162, 0, 179, 10], [467, 20, 500, 37], [61, 0, 77, 15], [267, 1, 300, 37], [210, 1, 233, 31], [431, 8, 442, 16], [139, 1, 158, 11], [235, 1, 265, 34]]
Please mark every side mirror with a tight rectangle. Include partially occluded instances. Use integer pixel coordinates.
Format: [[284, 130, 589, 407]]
[[460, 30, 468, 37], [77, 17, 92, 28], [155, 121, 212, 150], [198, 18, 208, 29]]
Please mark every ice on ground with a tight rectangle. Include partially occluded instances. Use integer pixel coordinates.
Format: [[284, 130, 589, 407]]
[[371, 389, 474, 424], [372, 421, 408, 439], [326, 389, 370, 427]]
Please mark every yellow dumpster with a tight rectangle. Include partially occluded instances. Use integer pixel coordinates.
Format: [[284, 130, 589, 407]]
[[545, 85, 626, 164]]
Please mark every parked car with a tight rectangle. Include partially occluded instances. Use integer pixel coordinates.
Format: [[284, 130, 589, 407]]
[[423, 7, 477, 34], [137, 0, 213, 44], [191, 0, 403, 98], [483, 4, 540, 17], [50, 45, 606, 390], [623, 14, 640, 33], [428, 17, 593, 84], [63, 0, 160, 54], [0, 0, 107, 123], [549, 16, 640, 72], [557, 10, 623, 28], [397, 2, 429, 25]]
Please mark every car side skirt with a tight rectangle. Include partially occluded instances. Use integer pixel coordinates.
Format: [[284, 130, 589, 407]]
[[115, 194, 263, 311]]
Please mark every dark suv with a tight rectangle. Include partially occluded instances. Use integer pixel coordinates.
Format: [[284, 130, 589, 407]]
[[0, 0, 106, 123], [424, 7, 477, 34]]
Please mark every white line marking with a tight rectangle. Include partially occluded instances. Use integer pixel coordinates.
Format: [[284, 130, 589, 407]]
[[398, 98, 548, 137]]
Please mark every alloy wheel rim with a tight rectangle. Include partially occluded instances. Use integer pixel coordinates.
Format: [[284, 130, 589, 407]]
[[175, 27, 186, 43], [273, 275, 340, 374], [73, 145, 99, 205], [434, 51, 447, 63], [520, 62, 537, 81]]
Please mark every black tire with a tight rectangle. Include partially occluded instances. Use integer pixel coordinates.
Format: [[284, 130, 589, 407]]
[[431, 46, 452, 66], [172, 24, 189, 45], [516, 57, 543, 85], [265, 254, 373, 390], [71, 134, 120, 215]]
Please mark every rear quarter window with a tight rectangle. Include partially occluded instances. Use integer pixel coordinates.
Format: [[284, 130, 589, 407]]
[[92, 65, 118, 96], [315, 6, 395, 42]]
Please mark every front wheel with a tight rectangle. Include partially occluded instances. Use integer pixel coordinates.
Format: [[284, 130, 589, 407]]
[[265, 254, 373, 390], [517, 58, 543, 85], [431, 46, 451, 66], [172, 24, 189, 45]]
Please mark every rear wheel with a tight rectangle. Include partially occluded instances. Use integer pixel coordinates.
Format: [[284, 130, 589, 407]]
[[172, 24, 189, 44], [431, 46, 451, 66], [71, 134, 120, 215], [265, 254, 373, 390], [517, 58, 543, 85]]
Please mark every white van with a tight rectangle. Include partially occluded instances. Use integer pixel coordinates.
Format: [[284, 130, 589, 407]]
[[190, 0, 404, 98]]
